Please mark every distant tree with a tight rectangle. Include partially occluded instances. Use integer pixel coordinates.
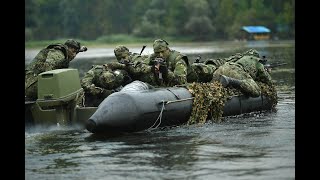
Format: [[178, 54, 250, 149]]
[[214, 0, 236, 39], [184, 16, 215, 40], [25, 0, 295, 41], [183, 0, 214, 40], [25, 0, 39, 40], [132, 0, 168, 37]]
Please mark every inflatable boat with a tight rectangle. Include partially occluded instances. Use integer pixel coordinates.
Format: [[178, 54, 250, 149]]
[[86, 80, 275, 133], [25, 69, 277, 133]]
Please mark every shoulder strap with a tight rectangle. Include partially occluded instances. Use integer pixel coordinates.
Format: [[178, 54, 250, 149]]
[[46, 43, 68, 58]]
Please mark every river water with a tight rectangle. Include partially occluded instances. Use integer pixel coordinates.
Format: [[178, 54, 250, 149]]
[[25, 40, 295, 180]]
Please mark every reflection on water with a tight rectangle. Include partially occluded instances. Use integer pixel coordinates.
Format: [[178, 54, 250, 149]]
[[25, 40, 295, 180]]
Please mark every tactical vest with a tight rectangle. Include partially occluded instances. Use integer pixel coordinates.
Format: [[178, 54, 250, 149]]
[[25, 44, 68, 90], [167, 50, 189, 69], [236, 56, 260, 79], [26, 44, 68, 74]]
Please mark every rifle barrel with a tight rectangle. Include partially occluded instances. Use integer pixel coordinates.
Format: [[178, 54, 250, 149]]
[[140, 45, 146, 55], [264, 62, 288, 68]]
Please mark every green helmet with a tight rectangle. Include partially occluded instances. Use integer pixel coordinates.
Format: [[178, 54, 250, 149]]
[[64, 39, 81, 50], [98, 71, 117, 89], [99, 69, 131, 89], [113, 69, 132, 86], [153, 39, 169, 53], [114, 45, 130, 61], [243, 49, 260, 58]]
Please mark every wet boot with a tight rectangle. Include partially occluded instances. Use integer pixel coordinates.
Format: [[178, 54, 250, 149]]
[[219, 75, 242, 88]]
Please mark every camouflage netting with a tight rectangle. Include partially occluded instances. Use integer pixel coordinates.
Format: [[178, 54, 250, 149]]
[[186, 81, 228, 124], [186, 81, 278, 125], [257, 82, 278, 109]]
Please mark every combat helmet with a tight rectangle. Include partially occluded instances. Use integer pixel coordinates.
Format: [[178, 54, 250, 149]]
[[153, 39, 169, 53], [113, 69, 132, 86], [114, 45, 130, 61], [64, 39, 81, 51], [99, 70, 132, 89], [243, 49, 260, 58]]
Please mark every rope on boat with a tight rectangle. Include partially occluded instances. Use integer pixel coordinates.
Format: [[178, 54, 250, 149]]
[[147, 100, 165, 130], [147, 97, 194, 131], [163, 97, 194, 105]]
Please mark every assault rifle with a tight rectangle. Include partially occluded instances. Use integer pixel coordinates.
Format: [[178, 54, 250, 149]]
[[153, 57, 166, 66], [264, 62, 288, 69], [259, 56, 288, 70], [152, 58, 167, 80]]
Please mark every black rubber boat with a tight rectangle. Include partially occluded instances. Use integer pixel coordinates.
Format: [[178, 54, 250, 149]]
[[86, 81, 275, 134]]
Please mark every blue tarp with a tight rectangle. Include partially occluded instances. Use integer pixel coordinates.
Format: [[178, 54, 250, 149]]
[[242, 26, 271, 33]]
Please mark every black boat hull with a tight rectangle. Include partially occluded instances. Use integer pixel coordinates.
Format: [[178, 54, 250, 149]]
[[86, 82, 273, 133]]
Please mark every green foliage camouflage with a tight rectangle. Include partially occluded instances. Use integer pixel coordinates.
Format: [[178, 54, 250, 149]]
[[186, 81, 278, 125], [187, 81, 228, 124], [257, 81, 278, 109]]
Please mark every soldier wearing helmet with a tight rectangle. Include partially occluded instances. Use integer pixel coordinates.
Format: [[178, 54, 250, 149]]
[[211, 49, 272, 97], [187, 49, 263, 83], [112, 45, 179, 87], [81, 64, 132, 107], [114, 45, 131, 62], [80, 45, 142, 107], [25, 39, 87, 100], [148, 39, 191, 85]]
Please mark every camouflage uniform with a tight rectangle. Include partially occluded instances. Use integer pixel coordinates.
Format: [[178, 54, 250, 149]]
[[189, 59, 225, 82], [80, 45, 138, 106], [212, 55, 272, 97], [25, 39, 84, 100], [224, 48, 260, 63], [81, 64, 132, 106], [113, 45, 178, 87], [148, 39, 191, 84], [188, 49, 261, 83]]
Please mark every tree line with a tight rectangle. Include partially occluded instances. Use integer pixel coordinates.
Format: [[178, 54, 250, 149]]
[[25, 0, 294, 41]]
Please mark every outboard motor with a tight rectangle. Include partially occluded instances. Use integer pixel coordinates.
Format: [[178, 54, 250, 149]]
[[26, 69, 84, 125]]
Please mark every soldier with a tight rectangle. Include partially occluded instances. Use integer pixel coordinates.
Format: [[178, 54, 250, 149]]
[[212, 51, 272, 97], [80, 45, 148, 107], [189, 58, 225, 82], [81, 64, 132, 107], [224, 48, 261, 63], [25, 39, 87, 100], [148, 39, 193, 85], [188, 49, 262, 83], [112, 45, 179, 87]]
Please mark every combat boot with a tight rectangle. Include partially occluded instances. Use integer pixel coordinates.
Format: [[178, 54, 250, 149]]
[[219, 75, 242, 88]]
